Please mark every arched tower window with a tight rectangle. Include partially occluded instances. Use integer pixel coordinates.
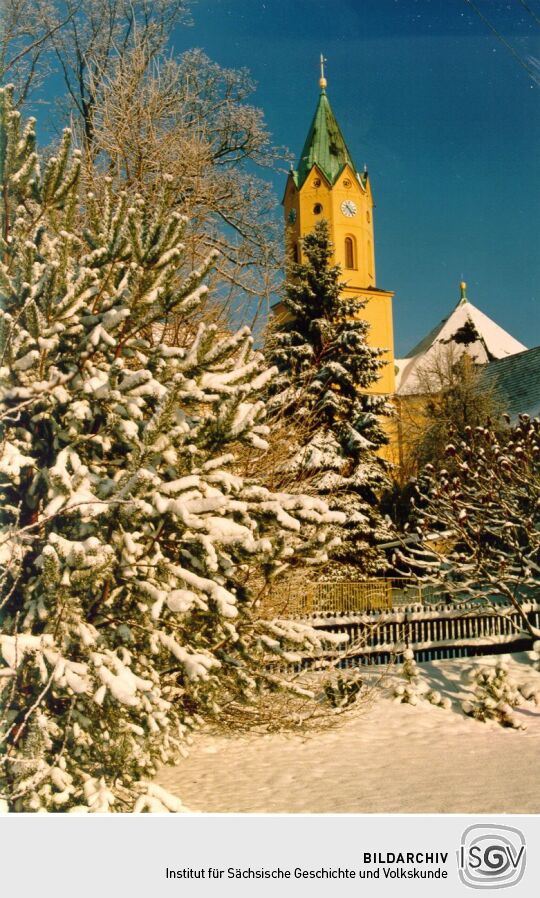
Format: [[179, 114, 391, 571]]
[[344, 236, 356, 269]]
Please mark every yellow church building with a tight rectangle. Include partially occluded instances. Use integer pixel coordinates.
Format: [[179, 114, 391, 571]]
[[282, 58, 395, 397], [284, 61, 529, 471]]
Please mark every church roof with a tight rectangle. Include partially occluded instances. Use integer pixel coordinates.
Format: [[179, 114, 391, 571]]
[[396, 284, 527, 395], [479, 346, 540, 421], [295, 88, 360, 189]]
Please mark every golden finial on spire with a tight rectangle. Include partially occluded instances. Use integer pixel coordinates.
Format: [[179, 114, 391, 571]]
[[459, 280, 467, 303], [319, 53, 327, 90]]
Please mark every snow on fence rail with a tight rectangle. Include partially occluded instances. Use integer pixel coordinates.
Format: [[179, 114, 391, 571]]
[[267, 602, 540, 669]]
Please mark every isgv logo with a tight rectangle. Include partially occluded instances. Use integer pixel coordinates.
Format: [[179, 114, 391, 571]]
[[458, 824, 526, 889]]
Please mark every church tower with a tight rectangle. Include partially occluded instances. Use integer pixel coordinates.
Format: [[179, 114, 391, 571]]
[[283, 58, 395, 394]]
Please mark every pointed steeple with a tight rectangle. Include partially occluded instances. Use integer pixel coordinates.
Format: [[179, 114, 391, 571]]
[[296, 58, 359, 189], [282, 60, 396, 399]]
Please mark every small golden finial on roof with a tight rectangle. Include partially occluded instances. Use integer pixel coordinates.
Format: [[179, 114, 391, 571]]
[[459, 280, 468, 303], [319, 53, 327, 90]]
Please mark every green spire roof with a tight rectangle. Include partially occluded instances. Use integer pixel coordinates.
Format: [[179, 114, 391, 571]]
[[296, 88, 359, 188]]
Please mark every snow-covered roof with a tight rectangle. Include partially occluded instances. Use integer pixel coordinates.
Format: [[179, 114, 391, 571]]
[[479, 345, 540, 421], [395, 286, 527, 396]]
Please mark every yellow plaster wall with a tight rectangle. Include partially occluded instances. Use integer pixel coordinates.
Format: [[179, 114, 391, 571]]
[[343, 287, 396, 394], [330, 166, 375, 286], [391, 394, 433, 481], [283, 164, 375, 286], [283, 164, 395, 398]]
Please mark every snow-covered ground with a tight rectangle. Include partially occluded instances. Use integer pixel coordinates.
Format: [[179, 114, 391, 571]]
[[157, 653, 540, 814]]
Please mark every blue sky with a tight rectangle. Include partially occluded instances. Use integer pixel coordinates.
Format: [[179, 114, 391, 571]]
[[171, 0, 540, 355]]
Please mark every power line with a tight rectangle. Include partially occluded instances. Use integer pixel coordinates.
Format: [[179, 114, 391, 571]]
[[463, 0, 540, 85], [515, 0, 540, 29]]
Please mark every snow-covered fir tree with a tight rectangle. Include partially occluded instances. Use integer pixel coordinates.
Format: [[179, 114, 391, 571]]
[[0, 87, 346, 813], [266, 220, 394, 577]]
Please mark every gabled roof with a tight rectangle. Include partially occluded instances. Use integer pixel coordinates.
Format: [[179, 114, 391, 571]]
[[295, 88, 361, 189], [396, 285, 527, 395], [479, 346, 540, 420]]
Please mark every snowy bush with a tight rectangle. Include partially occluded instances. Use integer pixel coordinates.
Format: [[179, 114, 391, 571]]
[[461, 659, 526, 729], [392, 649, 451, 709], [527, 640, 540, 672], [324, 673, 363, 711], [400, 417, 540, 641], [518, 682, 540, 705], [393, 648, 422, 705], [514, 641, 540, 705], [425, 689, 452, 711], [0, 87, 345, 812]]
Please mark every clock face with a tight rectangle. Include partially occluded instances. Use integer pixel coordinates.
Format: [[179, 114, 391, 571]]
[[288, 208, 297, 224], [341, 200, 357, 218]]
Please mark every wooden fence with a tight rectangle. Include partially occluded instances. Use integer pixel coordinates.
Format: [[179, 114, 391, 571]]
[[268, 601, 540, 669]]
